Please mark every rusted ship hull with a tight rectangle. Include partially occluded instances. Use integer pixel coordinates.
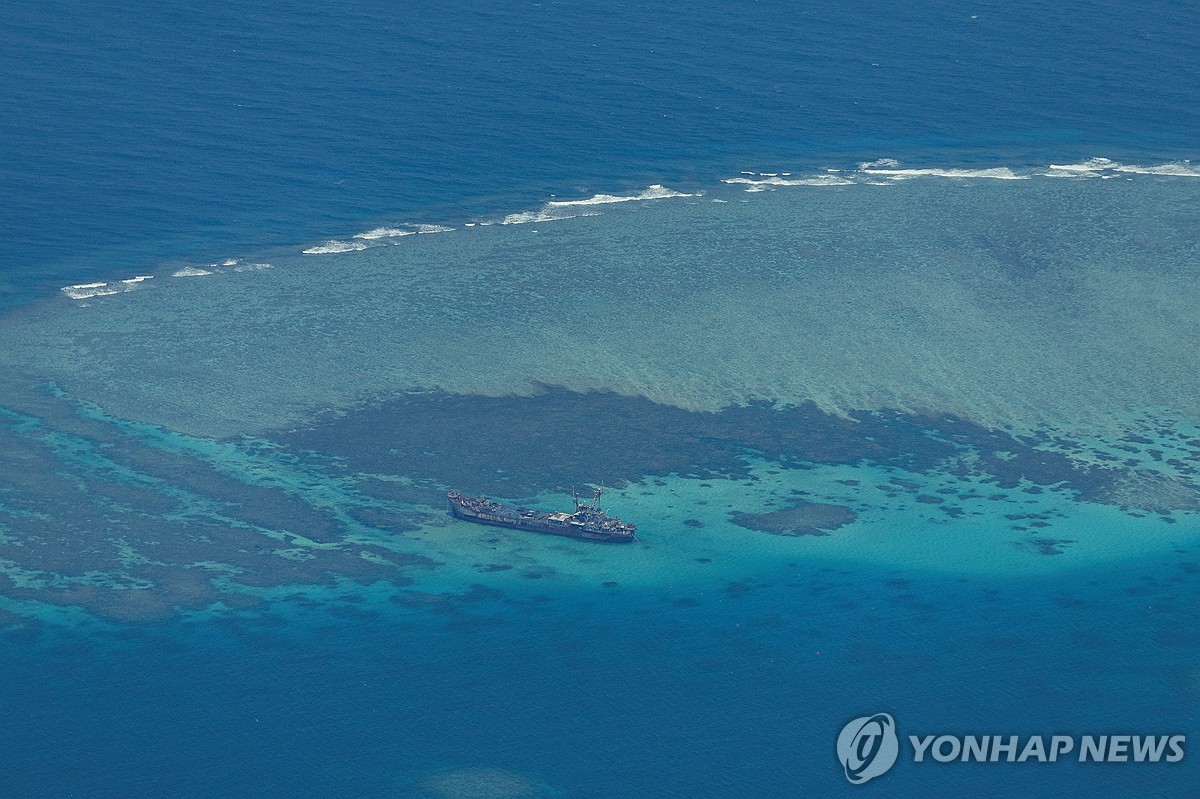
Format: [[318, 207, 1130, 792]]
[[448, 492, 636, 543]]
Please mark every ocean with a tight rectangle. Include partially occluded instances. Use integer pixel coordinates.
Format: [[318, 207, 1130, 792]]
[[0, 0, 1197, 797]]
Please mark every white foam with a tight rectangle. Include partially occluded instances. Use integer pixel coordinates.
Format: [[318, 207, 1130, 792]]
[[859, 164, 1028, 180], [60, 277, 151, 300], [302, 240, 368, 255], [545, 184, 696, 207], [232, 263, 272, 272], [1046, 158, 1113, 172], [353, 227, 416, 240], [723, 174, 855, 187], [61, 283, 119, 300], [726, 161, 1043, 187], [1043, 157, 1114, 178], [172, 267, 213, 278], [499, 184, 694, 225], [1044, 157, 1200, 179], [500, 208, 599, 225], [221, 259, 239, 267], [345, 223, 452, 243], [1112, 160, 1200, 177]]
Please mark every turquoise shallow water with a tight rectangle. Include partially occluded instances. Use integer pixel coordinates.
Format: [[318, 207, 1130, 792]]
[[6, 165, 1199, 438]]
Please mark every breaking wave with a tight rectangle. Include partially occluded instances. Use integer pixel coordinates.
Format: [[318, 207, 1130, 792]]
[[302, 240, 369, 255], [723, 174, 855, 187], [48, 164, 1199, 304], [353, 227, 415, 240], [495, 184, 694, 225], [500, 208, 600, 225], [720, 157, 1200, 192], [60, 276, 153, 300], [545, 184, 697, 207], [858, 164, 1027, 180], [1044, 157, 1200, 178]]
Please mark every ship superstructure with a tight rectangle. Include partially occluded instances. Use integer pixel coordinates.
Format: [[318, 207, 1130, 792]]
[[447, 488, 637, 543]]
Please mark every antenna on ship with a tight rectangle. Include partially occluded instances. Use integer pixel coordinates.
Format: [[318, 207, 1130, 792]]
[[572, 486, 580, 513]]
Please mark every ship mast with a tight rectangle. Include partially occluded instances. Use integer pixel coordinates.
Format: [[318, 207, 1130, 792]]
[[572, 486, 580, 513], [593, 487, 603, 511]]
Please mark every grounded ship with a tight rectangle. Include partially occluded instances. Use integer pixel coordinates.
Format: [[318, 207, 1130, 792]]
[[447, 488, 637, 543]]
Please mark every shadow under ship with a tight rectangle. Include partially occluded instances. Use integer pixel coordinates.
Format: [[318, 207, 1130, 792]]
[[447, 488, 637, 543]]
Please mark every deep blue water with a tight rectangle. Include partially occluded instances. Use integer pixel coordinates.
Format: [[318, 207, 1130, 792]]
[[2, 560, 1196, 798], [1, 1, 1199, 797]]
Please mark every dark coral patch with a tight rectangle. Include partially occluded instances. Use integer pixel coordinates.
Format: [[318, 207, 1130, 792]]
[[275, 389, 963, 500], [1022, 538, 1078, 555], [274, 388, 1171, 518], [729, 501, 856, 537], [724, 580, 752, 598]]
